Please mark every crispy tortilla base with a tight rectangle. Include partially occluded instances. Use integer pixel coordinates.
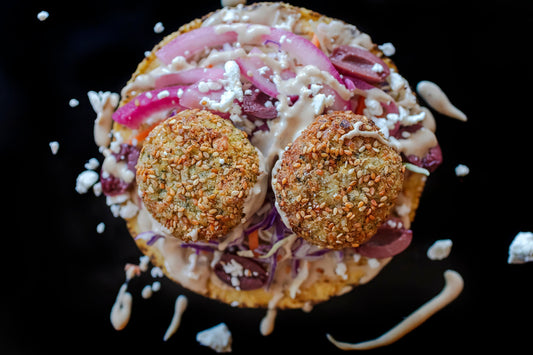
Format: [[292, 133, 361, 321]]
[[117, 2, 428, 309]]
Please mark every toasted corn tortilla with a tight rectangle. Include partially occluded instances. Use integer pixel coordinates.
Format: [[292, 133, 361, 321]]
[[112, 2, 428, 309]]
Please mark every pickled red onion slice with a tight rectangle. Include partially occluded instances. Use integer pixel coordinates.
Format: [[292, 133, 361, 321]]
[[112, 86, 186, 128], [154, 67, 224, 89], [156, 26, 238, 64], [236, 55, 278, 98], [155, 24, 345, 86], [179, 83, 225, 110], [262, 28, 344, 84]]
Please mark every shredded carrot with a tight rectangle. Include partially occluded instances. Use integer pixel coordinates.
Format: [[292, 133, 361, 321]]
[[248, 230, 259, 251], [355, 95, 366, 115], [311, 33, 320, 48], [128, 121, 160, 144]]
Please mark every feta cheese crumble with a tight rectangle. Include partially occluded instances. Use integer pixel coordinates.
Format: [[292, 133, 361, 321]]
[[378, 42, 396, 56], [197, 323, 232, 353], [508, 232, 533, 264], [154, 22, 165, 34], [49, 141, 59, 155], [96, 222, 106, 234], [427, 239, 453, 260], [69, 98, 79, 107], [37, 11, 49, 21], [75, 170, 99, 194], [455, 164, 470, 177]]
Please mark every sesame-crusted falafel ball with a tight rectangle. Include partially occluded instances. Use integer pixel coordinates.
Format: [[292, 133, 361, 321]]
[[273, 112, 404, 249], [137, 109, 261, 242]]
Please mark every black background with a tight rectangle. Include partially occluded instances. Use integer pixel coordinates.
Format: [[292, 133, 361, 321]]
[[2, 0, 532, 353]]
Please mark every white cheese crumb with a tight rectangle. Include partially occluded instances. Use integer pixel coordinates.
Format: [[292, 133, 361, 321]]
[[75, 170, 99, 194], [367, 258, 380, 268], [37, 11, 49, 21], [69, 98, 79, 107], [389, 72, 406, 92], [141, 281, 160, 299], [378, 42, 396, 56], [335, 262, 348, 280], [196, 323, 232, 353], [93, 182, 102, 196], [427, 239, 453, 260], [49, 141, 59, 155], [96, 222, 106, 234], [152, 281, 161, 291], [157, 90, 170, 99], [455, 164, 470, 177], [508, 232, 533, 264], [151, 266, 163, 278], [110, 204, 121, 217], [153, 22, 164, 34], [141, 285, 153, 299], [84, 158, 100, 170], [371, 63, 384, 73], [119, 201, 139, 219], [222, 258, 244, 289], [200, 60, 243, 115]]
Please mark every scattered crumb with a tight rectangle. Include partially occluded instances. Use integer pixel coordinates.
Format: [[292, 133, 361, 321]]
[[508, 232, 533, 264], [84, 158, 100, 170], [427, 239, 453, 260], [197, 323, 232, 353], [69, 98, 80, 107], [454, 164, 470, 177], [154, 22, 164, 33], [378, 42, 396, 56], [141, 281, 161, 299], [151, 267, 164, 278], [37, 10, 49, 21], [75, 170, 99, 194], [96, 222, 106, 234], [49, 141, 59, 155]]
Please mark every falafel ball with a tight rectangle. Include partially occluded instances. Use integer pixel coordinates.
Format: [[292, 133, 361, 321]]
[[136, 109, 261, 242], [273, 112, 404, 249]]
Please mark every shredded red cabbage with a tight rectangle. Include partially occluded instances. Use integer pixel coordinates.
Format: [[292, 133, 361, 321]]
[[181, 241, 219, 253], [135, 231, 164, 246]]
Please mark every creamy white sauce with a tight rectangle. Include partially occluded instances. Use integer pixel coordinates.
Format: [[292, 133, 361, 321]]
[[242, 149, 268, 220], [110, 283, 132, 331], [416, 81, 467, 121], [327, 270, 464, 350], [289, 260, 310, 299], [390, 127, 438, 158], [88, 91, 119, 148], [259, 308, 277, 336], [163, 295, 188, 341], [339, 120, 391, 146]]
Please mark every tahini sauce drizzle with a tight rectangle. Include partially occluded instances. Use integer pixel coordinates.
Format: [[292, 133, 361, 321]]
[[110, 283, 132, 331], [163, 295, 188, 341], [327, 270, 464, 350], [416, 81, 467, 121]]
